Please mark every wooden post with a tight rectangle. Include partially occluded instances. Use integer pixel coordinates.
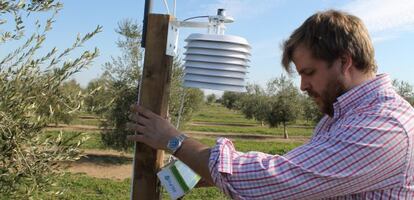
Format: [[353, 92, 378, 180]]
[[131, 14, 173, 200]]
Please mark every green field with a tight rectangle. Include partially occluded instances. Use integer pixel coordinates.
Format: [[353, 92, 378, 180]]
[[37, 103, 311, 199], [190, 104, 259, 125]]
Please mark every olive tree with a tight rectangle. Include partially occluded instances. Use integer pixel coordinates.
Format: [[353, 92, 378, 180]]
[[0, 0, 100, 198], [266, 75, 301, 139], [221, 91, 243, 110], [239, 84, 270, 126], [301, 94, 323, 124], [206, 93, 216, 105]]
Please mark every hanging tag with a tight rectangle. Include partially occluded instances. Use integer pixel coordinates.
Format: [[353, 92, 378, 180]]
[[157, 159, 201, 200]]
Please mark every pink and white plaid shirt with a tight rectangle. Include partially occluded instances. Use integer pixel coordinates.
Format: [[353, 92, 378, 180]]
[[209, 74, 414, 199]]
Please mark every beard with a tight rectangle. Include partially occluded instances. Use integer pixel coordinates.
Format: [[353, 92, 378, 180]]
[[307, 77, 347, 117]]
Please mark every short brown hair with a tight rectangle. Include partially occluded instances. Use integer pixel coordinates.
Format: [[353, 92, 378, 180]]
[[281, 10, 377, 74]]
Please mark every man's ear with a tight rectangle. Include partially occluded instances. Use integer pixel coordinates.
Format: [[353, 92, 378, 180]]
[[340, 53, 352, 74]]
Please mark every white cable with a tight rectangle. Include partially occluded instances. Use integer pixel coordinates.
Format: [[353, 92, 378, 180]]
[[162, 0, 170, 15], [168, 86, 186, 166], [130, 48, 145, 200], [175, 87, 186, 129], [173, 0, 176, 16]]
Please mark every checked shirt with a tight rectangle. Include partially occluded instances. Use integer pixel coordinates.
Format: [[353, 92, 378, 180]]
[[209, 74, 414, 199]]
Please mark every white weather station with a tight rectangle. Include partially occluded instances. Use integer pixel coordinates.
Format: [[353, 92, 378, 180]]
[[167, 8, 251, 93]]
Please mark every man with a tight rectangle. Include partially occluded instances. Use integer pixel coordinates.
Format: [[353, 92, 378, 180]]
[[127, 10, 414, 199]]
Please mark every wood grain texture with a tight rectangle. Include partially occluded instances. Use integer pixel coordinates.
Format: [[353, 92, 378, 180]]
[[131, 14, 173, 200]]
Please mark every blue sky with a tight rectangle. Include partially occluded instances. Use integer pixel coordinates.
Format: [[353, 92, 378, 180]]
[[3, 0, 414, 90]]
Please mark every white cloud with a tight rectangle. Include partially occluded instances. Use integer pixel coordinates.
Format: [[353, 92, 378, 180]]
[[342, 0, 414, 36]]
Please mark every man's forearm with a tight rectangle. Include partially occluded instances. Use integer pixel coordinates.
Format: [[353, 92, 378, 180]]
[[174, 137, 214, 185]]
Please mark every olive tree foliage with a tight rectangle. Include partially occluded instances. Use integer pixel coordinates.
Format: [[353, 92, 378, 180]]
[[89, 19, 203, 150], [206, 93, 216, 105], [0, 0, 101, 198], [84, 73, 113, 114], [221, 91, 243, 110], [168, 58, 204, 128], [392, 79, 414, 105], [39, 79, 84, 125]]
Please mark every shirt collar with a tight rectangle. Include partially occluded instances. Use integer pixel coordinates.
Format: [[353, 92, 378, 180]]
[[332, 74, 392, 119]]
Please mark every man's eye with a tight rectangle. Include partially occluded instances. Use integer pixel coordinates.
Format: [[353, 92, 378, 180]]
[[304, 71, 314, 76]]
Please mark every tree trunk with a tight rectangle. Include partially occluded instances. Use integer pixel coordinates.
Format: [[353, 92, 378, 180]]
[[261, 121, 264, 127], [283, 121, 288, 139]]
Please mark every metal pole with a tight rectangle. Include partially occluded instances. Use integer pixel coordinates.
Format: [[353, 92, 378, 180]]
[[141, 0, 153, 48]]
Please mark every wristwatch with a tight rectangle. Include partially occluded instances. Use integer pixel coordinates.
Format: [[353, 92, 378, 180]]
[[166, 134, 188, 155]]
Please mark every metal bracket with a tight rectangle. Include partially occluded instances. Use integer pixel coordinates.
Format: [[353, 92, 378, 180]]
[[166, 9, 235, 56], [166, 21, 179, 56]]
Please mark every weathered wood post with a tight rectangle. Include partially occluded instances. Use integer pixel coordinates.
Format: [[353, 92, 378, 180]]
[[131, 13, 173, 200]]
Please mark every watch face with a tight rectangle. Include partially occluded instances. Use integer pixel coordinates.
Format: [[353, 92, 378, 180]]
[[167, 134, 188, 154], [167, 137, 180, 150]]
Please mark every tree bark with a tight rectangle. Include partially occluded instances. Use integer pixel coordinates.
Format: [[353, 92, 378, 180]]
[[283, 121, 288, 139]]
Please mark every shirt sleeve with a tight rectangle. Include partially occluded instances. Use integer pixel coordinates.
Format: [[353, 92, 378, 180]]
[[208, 114, 409, 200]]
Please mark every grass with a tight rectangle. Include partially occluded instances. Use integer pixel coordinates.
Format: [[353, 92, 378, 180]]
[[190, 104, 259, 125], [198, 137, 304, 155], [38, 173, 131, 200], [186, 125, 313, 136], [32, 173, 227, 200], [70, 115, 104, 126]]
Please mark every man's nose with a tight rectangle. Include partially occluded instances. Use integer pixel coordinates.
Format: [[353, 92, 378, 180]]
[[300, 77, 309, 91]]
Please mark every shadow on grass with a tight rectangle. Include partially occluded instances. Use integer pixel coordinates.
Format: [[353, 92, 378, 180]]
[[76, 154, 133, 166], [191, 122, 258, 127]]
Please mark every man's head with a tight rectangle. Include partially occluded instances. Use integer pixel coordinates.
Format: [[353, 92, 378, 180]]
[[281, 10, 377, 116]]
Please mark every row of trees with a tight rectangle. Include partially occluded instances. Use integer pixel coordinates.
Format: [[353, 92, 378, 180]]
[[220, 75, 322, 139], [220, 76, 414, 139]]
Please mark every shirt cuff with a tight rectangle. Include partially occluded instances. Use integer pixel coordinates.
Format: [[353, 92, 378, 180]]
[[208, 137, 242, 199], [209, 137, 236, 175]]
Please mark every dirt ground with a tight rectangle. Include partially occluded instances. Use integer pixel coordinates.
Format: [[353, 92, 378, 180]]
[[65, 149, 133, 180]]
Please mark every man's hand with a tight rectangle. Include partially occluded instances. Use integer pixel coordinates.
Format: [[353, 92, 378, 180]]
[[126, 104, 180, 150], [127, 104, 215, 186]]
